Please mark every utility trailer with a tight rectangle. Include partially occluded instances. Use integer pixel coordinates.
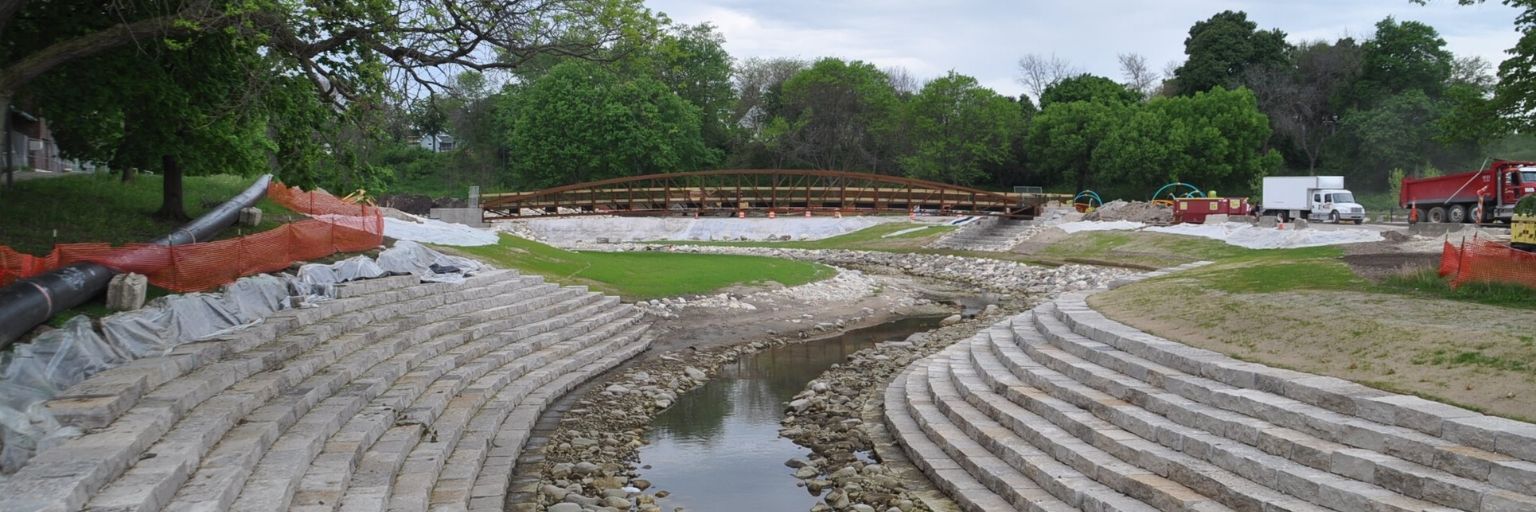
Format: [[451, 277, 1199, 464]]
[[1400, 160, 1536, 223]]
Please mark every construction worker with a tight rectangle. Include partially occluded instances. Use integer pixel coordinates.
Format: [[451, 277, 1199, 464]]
[[1409, 201, 1420, 226]]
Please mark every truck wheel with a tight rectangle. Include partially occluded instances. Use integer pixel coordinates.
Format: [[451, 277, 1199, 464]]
[[1329, 211, 1340, 224], [1428, 207, 1447, 223], [1449, 204, 1468, 223]]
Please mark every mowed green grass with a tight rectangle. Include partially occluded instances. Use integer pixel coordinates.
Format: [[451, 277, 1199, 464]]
[[448, 234, 835, 300], [0, 173, 298, 255], [654, 221, 956, 251]]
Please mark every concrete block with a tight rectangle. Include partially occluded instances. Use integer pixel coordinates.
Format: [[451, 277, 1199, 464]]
[[238, 207, 263, 227], [1204, 214, 1230, 224], [107, 273, 148, 311], [1258, 215, 1278, 227], [428, 207, 487, 228]]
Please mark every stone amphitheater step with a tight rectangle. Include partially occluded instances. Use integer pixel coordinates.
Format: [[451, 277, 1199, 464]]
[[883, 367, 1020, 512], [87, 274, 564, 512], [931, 344, 1223, 512], [338, 306, 640, 512], [0, 271, 654, 512], [1041, 297, 1536, 511], [1, 270, 533, 512], [438, 325, 651, 512], [180, 293, 622, 512], [1022, 306, 1536, 510], [883, 278, 1536, 512]]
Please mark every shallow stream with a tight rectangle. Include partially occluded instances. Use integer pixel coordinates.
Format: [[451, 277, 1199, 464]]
[[634, 316, 944, 511]]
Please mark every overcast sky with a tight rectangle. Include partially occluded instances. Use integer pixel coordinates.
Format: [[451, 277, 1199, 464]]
[[644, 0, 1525, 98]]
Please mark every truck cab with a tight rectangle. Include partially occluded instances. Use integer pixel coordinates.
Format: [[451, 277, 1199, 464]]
[[1309, 189, 1366, 224]]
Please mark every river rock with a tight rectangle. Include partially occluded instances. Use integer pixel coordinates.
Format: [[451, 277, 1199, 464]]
[[548, 503, 583, 512], [683, 366, 707, 380], [939, 314, 962, 326], [785, 457, 811, 468], [573, 461, 600, 476], [794, 466, 819, 479], [631, 478, 652, 490]]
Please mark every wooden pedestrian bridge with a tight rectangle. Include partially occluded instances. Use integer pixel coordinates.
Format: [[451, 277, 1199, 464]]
[[481, 169, 1050, 220]]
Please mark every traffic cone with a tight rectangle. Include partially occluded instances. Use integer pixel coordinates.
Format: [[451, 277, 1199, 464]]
[[737, 211, 745, 219], [835, 211, 842, 219], [769, 211, 776, 219], [804, 210, 812, 218]]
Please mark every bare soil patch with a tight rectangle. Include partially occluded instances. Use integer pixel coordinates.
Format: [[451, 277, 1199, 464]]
[[1093, 280, 1536, 421]]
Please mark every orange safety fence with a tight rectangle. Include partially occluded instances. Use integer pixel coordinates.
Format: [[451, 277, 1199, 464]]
[[0, 182, 382, 292], [1439, 237, 1536, 290]]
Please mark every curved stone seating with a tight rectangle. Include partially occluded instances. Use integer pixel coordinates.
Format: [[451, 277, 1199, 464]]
[[886, 265, 1536, 512], [0, 270, 652, 512]]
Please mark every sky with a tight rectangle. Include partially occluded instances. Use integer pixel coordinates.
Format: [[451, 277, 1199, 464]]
[[643, 0, 1526, 98]]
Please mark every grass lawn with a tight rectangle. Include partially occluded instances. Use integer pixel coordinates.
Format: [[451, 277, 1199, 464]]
[[1092, 249, 1536, 421], [653, 222, 957, 251], [1033, 231, 1300, 269], [0, 173, 297, 255], [445, 234, 836, 300]]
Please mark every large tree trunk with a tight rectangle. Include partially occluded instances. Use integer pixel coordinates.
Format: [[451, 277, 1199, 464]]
[[156, 154, 189, 221]]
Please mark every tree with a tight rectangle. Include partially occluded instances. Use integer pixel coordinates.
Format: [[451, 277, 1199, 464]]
[[1350, 17, 1453, 103], [899, 72, 1025, 185], [728, 57, 806, 167], [1172, 10, 1290, 95], [1333, 89, 1446, 189], [619, 23, 735, 152], [500, 61, 718, 188], [1026, 101, 1127, 194], [30, 31, 310, 220], [1242, 39, 1364, 172], [1039, 74, 1141, 108], [1016, 53, 1080, 102], [1426, 0, 1536, 130], [1096, 87, 1281, 194], [771, 58, 902, 172], [1117, 53, 1160, 98], [884, 66, 922, 96], [0, 0, 654, 194]]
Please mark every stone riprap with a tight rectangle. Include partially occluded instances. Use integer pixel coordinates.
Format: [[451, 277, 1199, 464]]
[[0, 269, 652, 512], [886, 262, 1536, 512]]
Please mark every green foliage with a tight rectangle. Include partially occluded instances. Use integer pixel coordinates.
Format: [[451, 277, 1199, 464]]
[[1333, 89, 1447, 189], [448, 235, 834, 299], [1381, 267, 1536, 309], [500, 60, 719, 188], [772, 58, 902, 172], [1353, 17, 1454, 103], [1388, 168, 1407, 200], [1174, 11, 1290, 95], [1040, 74, 1141, 108], [1516, 194, 1536, 216], [1101, 88, 1280, 195], [899, 73, 1025, 185], [1027, 100, 1127, 193]]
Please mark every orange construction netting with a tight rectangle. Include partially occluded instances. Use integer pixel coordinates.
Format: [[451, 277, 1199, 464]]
[[0, 182, 382, 292], [1439, 237, 1536, 290]]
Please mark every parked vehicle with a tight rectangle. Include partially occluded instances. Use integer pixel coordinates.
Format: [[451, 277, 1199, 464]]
[[1259, 176, 1365, 224], [1399, 160, 1536, 224]]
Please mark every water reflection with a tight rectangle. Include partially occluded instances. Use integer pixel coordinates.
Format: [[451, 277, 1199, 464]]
[[637, 316, 943, 511]]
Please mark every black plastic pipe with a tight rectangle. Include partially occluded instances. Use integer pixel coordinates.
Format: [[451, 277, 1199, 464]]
[[0, 174, 273, 347]]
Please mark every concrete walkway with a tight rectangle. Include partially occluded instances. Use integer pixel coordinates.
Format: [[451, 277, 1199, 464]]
[[0, 270, 652, 512], [885, 262, 1536, 511]]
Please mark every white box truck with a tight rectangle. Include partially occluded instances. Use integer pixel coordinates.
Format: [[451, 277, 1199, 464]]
[[1260, 176, 1366, 224]]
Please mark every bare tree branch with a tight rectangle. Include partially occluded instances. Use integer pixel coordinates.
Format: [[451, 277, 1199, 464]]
[[1016, 53, 1079, 101]]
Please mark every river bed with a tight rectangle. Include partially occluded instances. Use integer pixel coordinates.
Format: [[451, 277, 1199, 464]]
[[633, 316, 944, 511]]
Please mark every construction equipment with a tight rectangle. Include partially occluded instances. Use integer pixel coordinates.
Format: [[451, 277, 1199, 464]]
[[1514, 196, 1536, 252], [1260, 176, 1365, 224], [1400, 160, 1536, 224]]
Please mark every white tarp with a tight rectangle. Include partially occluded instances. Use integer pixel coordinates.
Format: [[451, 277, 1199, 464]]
[[383, 216, 499, 246], [1057, 220, 1147, 233], [1146, 222, 1384, 249], [376, 240, 486, 283]]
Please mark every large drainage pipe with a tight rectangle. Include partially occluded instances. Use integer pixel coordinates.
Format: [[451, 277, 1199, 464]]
[[0, 174, 273, 347]]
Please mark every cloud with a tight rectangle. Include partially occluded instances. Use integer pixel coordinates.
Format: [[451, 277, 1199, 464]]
[[647, 0, 1524, 98]]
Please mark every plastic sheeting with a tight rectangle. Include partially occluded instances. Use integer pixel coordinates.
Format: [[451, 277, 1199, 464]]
[[0, 240, 485, 473], [376, 240, 484, 283]]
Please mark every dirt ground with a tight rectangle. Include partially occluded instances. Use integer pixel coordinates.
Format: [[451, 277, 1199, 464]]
[[642, 273, 969, 356], [1092, 278, 1536, 422]]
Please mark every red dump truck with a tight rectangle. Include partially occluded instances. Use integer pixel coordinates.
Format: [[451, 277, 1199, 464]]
[[1400, 160, 1536, 223]]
